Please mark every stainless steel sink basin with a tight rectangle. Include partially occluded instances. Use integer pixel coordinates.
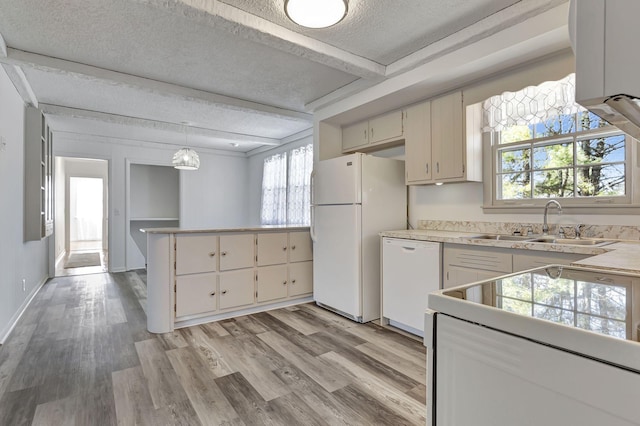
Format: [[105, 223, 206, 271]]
[[470, 234, 535, 241], [529, 237, 612, 246]]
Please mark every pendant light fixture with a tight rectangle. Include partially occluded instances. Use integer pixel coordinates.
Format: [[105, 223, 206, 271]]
[[173, 125, 200, 170], [285, 0, 348, 29]]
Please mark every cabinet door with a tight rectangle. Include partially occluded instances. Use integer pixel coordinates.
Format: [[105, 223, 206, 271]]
[[256, 265, 288, 303], [432, 91, 464, 180], [289, 261, 313, 297], [405, 101, 432, 183], [175, 234, 218, 275], [219, 269, 255, 310], [220, 234, 255, 271], [289, 231, 313, 262], [369, 110, 404, 144], [342, 121, 369, 151], [175, 273, 217, 317], [256, 233, 288, 266]]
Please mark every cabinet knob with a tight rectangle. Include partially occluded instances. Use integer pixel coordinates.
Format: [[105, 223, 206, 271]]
[[221, 251, 227, 256], [425, 164, 429, 174], [222, 290, 227, 295], [210, 292, 216, 296], [291, 245, 296, 250], [282, 246, 287, 251], [292, 279, 296, 284], [283, 281, 287, 285], [209, 252, 216, 257]]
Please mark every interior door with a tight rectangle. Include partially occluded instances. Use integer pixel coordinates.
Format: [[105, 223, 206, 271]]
[[313, 204, 361, 319]]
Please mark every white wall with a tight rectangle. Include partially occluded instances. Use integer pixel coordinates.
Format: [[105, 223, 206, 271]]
[[55, 134, 249, 272], [247, 135, 313, 226], [54, 157, 66, 261], [0, 66, 50, 343], [130, 164, 179, 219]]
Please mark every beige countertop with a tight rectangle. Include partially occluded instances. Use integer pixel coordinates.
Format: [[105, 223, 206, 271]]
[[142, 225, 310, 234], [380, 229, 640, 275]]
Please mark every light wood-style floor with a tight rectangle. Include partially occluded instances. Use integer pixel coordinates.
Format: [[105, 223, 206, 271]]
[[0, 271, 427, 425]]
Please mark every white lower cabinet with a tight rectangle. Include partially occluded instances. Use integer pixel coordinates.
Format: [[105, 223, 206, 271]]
[[220, 234, 255, 271], [256, 265, 288, 303], [219, 269, 255, 310], [175, 234, 218, 275], [443, 243, 591, 288], [430, 315, 640, 426], [167, 230, 314, 329], [288, 261, 313, 297], [513, 251, 588, 271], [443, 244, 512, 288], [175, 273, 217, 317]]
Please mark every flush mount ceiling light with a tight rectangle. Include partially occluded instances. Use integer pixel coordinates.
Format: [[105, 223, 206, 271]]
[[173, 125, 200, 170], [285, 0, 348, 29]]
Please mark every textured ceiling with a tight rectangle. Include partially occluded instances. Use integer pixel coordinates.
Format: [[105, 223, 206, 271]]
[[0, 0, 569, 153]]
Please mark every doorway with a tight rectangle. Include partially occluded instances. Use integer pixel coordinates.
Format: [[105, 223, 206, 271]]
[[55, 157, 109, 277]]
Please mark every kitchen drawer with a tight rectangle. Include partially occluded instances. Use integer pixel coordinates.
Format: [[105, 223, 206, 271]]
[[445, 245, 512, 273]]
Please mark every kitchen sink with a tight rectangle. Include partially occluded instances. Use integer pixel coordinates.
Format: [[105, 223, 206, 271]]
[[529, 237, 612, 246], [470, 234, 535, 241]]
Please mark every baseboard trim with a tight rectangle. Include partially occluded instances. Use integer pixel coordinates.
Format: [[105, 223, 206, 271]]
[[110, 267, 126, 273], [55, 250, 66, 269], [0, 276, 48, 345]]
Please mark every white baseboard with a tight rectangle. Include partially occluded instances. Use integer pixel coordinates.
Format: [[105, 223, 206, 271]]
[[55, 250, 66, 268], [110, 267, 126, 273], [0, 276, 48, 344]]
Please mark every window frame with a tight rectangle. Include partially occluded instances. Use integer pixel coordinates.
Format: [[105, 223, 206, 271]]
[[490, 123, 632, 208]]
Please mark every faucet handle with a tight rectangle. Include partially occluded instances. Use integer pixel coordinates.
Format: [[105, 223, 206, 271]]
[[525, 226, 534, 236], [558, 227, 566, 238], [574, 224, 583, 239]]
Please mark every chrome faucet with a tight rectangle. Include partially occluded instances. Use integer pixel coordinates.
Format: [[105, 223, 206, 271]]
[[542, 200, 562, 235]]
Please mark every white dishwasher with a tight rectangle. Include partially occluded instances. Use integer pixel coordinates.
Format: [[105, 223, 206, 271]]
[[382, 237, 441, 337]]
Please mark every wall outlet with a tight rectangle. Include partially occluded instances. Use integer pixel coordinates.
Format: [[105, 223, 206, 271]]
[[22, 278, 25, 292]]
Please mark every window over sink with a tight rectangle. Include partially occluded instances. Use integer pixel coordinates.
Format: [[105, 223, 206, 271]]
[[481, 73, 638, 211]]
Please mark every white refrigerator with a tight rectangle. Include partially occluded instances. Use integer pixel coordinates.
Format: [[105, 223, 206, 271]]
[[311, 152, 406, 323]]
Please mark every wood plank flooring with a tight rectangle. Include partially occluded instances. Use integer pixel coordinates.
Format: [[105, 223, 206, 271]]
[[0, 271, 427, 425]]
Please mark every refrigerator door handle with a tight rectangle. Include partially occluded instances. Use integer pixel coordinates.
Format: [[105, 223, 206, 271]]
[[310, 170, 317, 242]]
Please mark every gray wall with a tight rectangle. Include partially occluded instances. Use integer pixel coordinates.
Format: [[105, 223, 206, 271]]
[[0, 66, 50, 343]]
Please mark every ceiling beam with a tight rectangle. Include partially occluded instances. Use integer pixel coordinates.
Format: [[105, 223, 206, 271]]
[[40, 104, 282, 146], [0, 32, 6, 57], [386, 0, 569, 77], [136, 0, 385, 80], [0, 48, 313, 124], [1, 64, 38, 107]]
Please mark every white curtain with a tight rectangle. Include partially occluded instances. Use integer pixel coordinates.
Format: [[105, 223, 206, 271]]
[[287, 144, 313, 225], [261, 152, 288, 225], [483, 73, 585, 132]]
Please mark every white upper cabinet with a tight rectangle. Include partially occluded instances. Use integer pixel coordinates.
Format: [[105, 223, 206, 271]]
[[342, 110, 405, 153], [404, 91, 482, 185], [432, 91, 465, 181], [405, 101, 432, 184]]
